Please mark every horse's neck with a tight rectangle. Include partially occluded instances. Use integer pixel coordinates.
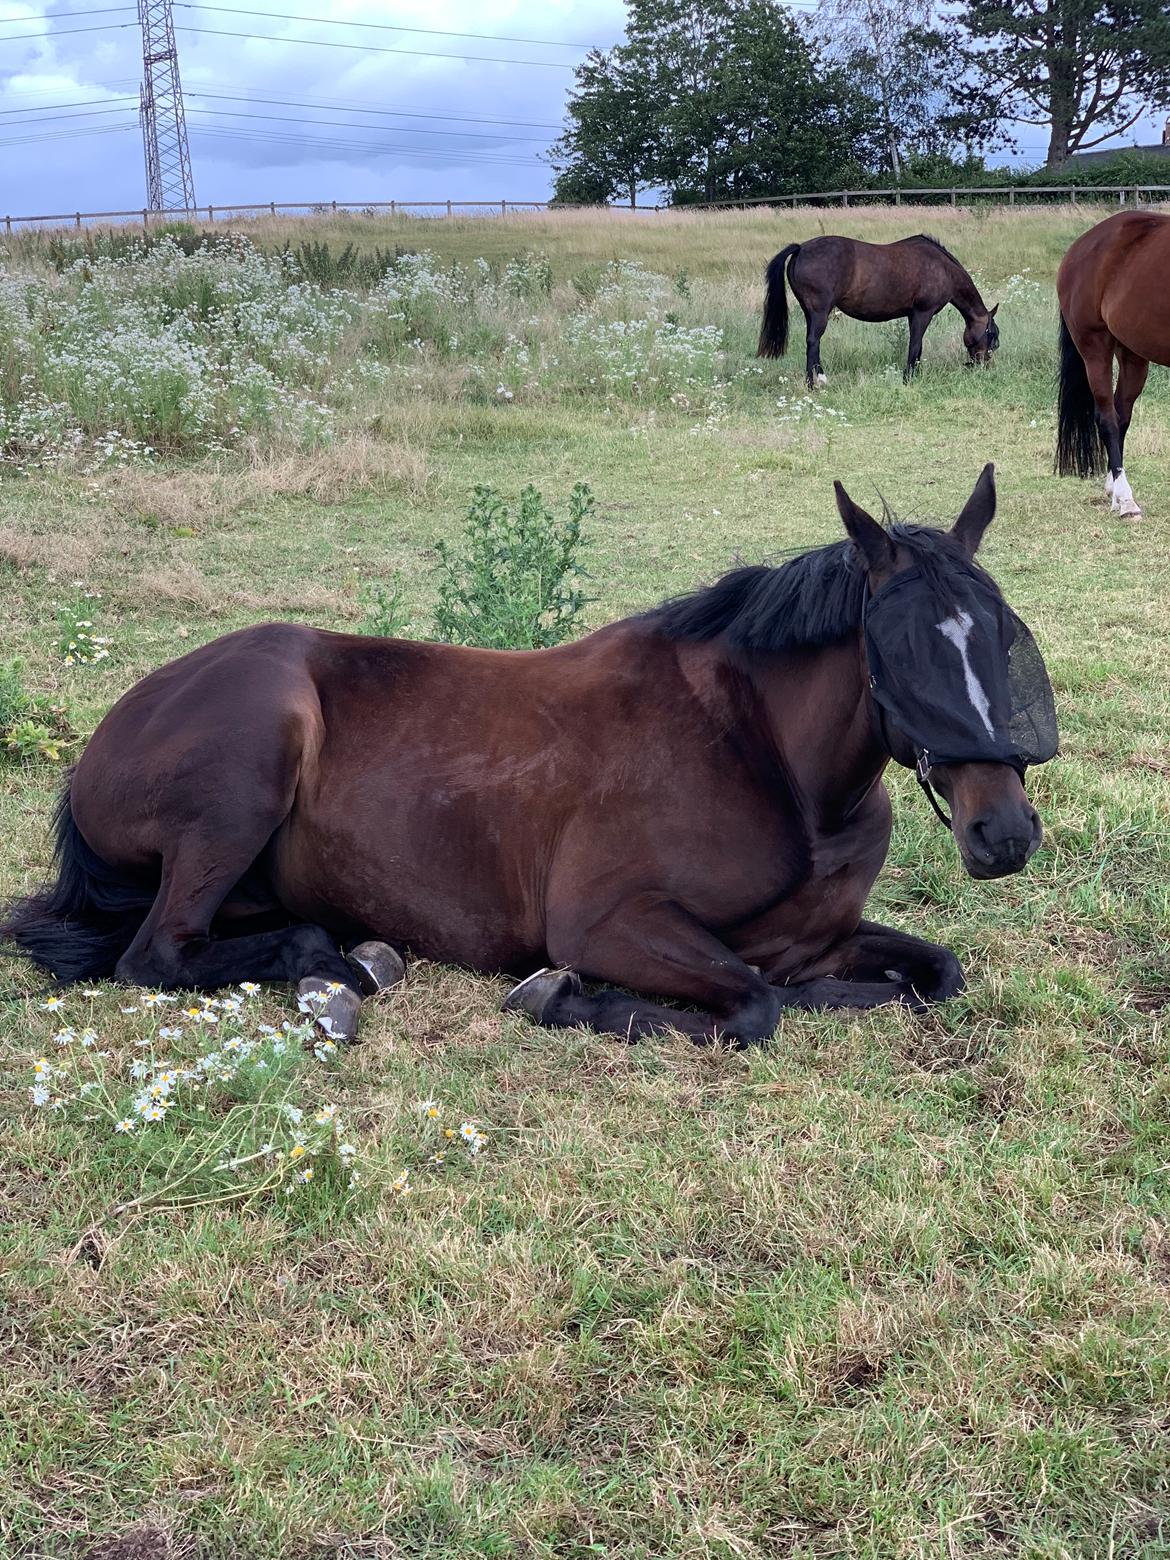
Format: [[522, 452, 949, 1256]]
[[745, 638, 888, 822], [948, 266, 987, 322]]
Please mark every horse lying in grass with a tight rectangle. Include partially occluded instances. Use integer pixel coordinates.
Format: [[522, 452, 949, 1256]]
[[758, 234, 1000, 386], [3, 466, 1057, 1047]]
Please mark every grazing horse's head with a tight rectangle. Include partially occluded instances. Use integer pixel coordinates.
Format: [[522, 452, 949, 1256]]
[[835, 463, 1057, 880], [964, 304, 1000, 366]]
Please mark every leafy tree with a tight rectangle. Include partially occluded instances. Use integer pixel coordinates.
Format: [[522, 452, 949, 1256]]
[[820, 0, 1006, 175], [950, 0, 1170, 167], [547, 49, 663, 208], [551, 0, 883, 206]]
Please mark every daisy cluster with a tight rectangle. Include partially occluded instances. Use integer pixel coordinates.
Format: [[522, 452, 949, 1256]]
[[27, 986, 494, 1213]]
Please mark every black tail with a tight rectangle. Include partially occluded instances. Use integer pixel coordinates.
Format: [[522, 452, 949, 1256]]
[[1055, 313, 1104, 477], [0, 784, 156, 982], [757, 243, 800, 358]]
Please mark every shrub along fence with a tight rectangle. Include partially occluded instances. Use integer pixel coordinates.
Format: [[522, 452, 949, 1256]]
[[4, 185, 1170, 232]]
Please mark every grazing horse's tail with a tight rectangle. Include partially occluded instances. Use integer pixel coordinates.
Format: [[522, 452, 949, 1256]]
[[0, 783, 154, 982], [1055, 312, 1105, 477], [757, 243, 801, 358]]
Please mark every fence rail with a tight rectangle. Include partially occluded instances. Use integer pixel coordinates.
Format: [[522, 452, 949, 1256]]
[[688, 184, 1170, 209], [4, 185, 1170, 232]]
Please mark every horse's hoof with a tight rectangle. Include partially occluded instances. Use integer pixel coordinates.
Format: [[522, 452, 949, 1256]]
[[346, 940, 406, 995], [1117, 499, 1143, 518], [297, 978, 362, 1045], [815, 372, 828, 387], [502, 966, 582, 1023]]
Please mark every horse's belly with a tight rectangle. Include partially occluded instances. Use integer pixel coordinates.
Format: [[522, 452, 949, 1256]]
[[272, 792, 551, 975]]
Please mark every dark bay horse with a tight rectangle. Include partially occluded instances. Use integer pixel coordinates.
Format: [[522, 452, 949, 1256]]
[[3, 467, 1056, 1047], [1055, 210, 1170, 518], [758, 234, 1000, 385]]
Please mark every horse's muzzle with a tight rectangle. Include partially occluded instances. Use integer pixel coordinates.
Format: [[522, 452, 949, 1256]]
[[958, 804, 1043, 879]]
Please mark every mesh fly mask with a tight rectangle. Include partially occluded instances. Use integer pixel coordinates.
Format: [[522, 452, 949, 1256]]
[[863, 567, 1058, 826]]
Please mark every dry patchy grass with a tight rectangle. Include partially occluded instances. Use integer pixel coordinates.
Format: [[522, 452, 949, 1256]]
[[2, 207, 1170, 1560]]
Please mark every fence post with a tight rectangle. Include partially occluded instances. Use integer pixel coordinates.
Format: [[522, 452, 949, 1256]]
[[790, 195, 796, 208], [894, 188, 901, 206], [75, 212, 82, 229], [391, 199, 396, 215], [4, 215, 10, 234], [1071, 187, 1077, 205], [501, 198, 507, 216], [842, 190, 849, 207], [950, 188, 956, 207], [142, 209, 148, 229], [446, 199, 452, 217], [1009, 187, 1016, 206], [270, 201, 277, 216]]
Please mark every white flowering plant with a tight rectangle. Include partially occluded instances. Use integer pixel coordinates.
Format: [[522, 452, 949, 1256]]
[[26, 986, 493, 1217]]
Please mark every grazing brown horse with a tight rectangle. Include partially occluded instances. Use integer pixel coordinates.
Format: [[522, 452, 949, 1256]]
[[1055, 210, 1170, 519], [3, 467, 1057, 1047], [758, 234, 1000, 386]]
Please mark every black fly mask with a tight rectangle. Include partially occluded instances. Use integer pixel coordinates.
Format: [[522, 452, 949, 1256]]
[[864, 567, 1058, 824]]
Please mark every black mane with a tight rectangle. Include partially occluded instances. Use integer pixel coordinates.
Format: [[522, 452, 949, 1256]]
[[646, 524, 997, 654], [911, 233, 963, 266]]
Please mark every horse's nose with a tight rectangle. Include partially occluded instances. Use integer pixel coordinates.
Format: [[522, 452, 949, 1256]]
[[964, 804, 1042, 877]]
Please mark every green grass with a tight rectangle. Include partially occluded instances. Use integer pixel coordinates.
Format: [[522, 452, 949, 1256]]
[[2, 205, 1169, 1560]]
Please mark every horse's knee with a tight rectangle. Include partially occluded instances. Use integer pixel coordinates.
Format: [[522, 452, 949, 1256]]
[[115, 941, 180, 990], [923, 947, 964, 1002], [716, 981, 782, 1046]]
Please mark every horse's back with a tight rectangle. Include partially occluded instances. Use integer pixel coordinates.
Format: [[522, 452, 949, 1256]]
[[788, 234, 952, 320], [1059, 211, 1170, 363]]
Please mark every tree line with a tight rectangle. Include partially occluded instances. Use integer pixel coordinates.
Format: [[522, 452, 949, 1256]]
[[549, 0, 1170, 206]]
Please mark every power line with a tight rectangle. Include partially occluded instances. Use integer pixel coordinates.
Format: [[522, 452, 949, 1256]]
[[176, 26, 577, 67], [0, 20, 135, 39], [184, 104, 550, 143], [0, 104, 137, 125], [176, 3, 596, 49], [0, 120, 137, 147], [187, 123, 545, 166], [0, 94, 136, 113], [0, 76, 140, 99], [0, 4, 133, 18], [191, 88, 564, 132]]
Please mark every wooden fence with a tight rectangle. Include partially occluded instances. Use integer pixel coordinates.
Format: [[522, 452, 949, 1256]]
[[4, 185, 1170, 232]]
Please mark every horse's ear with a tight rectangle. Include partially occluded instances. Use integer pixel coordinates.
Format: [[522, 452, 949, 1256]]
[[951, 463, 996, 557], [987, 303, 999, 318], [834, 481, 895, 574]]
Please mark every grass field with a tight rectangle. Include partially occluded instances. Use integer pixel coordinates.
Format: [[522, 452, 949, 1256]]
[[2, 203, 1170, 1560]]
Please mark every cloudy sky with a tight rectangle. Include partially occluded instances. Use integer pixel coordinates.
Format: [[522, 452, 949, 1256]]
[[0, 0, 628, 216], [0, 0, 1163, 219]]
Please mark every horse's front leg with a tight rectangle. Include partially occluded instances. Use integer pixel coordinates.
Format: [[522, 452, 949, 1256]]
[[795, 919, 964, 1008], [904, 307, 934, 381], [503, 896, 782, 1045]]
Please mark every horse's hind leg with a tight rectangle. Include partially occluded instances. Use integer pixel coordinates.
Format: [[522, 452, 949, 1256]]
[[115, 832, 372, 1043], [1111, 346, 1149, 516], [1079, 331, 1141, 516], [804, 308, 830, 388]]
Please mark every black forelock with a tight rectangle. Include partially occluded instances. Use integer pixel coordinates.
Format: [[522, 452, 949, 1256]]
[[645, 523, 1002, 653]]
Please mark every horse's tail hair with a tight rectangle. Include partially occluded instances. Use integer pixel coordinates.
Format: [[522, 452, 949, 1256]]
[[757, 243, 800, 358], [1055, 312, 1105, 477], [0, 782, 155, 982]]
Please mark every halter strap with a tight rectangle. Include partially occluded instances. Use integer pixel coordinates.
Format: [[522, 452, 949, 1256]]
[[915, 751, 954, 830], [870, 687, 954, 832]]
